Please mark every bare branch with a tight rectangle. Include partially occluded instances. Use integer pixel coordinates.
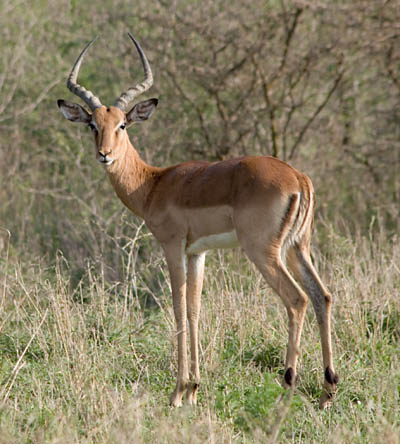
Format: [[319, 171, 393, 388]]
[[165, 69, 214, 151], [385, 41, 400, 92], [0, 77, 61, 123], [288, 62, 344, 159], [252, 57, 279, 158], [278, 5, 304, 74]]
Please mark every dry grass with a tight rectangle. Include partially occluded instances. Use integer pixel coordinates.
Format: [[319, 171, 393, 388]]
[[1, 1, 400, 442], [0, 221, 399, 443]]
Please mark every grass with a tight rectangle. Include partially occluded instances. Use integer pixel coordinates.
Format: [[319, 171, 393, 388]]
[[1, 0, 400, 441], [0, 223, 399, 443]]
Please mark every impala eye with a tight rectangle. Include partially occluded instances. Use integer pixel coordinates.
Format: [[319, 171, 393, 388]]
[[120, 123, 126, 130], [88, 123, 97, 132]]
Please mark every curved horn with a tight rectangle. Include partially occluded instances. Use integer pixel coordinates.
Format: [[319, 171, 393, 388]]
[[67, 37, 103, 111], [113, 32, 154, 111]]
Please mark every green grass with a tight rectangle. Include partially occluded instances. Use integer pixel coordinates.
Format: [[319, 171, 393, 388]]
[[0, 227, 399, 443]]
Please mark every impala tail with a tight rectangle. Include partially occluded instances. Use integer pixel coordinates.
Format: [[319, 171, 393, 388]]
[[280, 175, 315, 262]]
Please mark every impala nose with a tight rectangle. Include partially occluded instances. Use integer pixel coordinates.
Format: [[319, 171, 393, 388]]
[[99, 151, 111, 162], [98, 150, 113, 165], [98, 150, 111, 159]]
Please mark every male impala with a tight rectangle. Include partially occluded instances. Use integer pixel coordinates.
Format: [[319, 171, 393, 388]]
[[58, 33, 338, 409]]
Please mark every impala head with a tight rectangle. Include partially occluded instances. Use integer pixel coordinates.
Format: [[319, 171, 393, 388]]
[[58, 33, 158, 166]]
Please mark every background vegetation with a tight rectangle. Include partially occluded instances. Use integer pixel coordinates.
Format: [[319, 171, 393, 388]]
[[0, 0, 399, 442]]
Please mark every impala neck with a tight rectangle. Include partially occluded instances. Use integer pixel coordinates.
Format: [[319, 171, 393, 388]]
[[106, 136, 160, 219]]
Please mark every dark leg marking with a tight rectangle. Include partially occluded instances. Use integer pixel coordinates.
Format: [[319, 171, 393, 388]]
[[284, 367, 295, 386], [325, 366, 339, 385]]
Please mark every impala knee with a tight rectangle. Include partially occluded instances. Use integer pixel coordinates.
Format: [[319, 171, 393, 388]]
[[287, 294, 308, 320], [296, 293, 308, 311]]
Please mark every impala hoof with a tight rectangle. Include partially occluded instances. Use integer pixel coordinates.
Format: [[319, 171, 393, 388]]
[[319, 367, 339, 409], [169, 394, 183, 408], [319, 391, 333, 409], [185, 382, 199, 405]]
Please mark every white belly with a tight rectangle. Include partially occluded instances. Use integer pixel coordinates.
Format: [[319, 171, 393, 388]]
[[186, 230, 239, 255]]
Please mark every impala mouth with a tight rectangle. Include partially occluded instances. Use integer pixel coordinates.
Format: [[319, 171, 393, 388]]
[[99, 157, 114, 166]]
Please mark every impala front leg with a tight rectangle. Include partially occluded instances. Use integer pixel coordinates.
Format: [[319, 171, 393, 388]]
[[185, 253, 206, 405], [164, 242, 189, 407]]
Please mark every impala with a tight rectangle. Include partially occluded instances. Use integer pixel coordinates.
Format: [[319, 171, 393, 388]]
[[57, 33, 338, 409]]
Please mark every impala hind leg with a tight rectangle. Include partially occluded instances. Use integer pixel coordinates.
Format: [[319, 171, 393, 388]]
[[185, 253, 206, 405], [164, 243, 189, 407], [244, 244, 309, 390], [286, 244, 339, 409]]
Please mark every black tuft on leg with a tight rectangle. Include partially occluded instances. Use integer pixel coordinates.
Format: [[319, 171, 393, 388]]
[[325, 366, 339, 385], [284, 367, 295, 387]]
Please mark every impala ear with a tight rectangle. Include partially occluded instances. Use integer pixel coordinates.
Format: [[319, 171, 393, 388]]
[[57, 99, 91, 123], [126, 98, 158, 125]]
